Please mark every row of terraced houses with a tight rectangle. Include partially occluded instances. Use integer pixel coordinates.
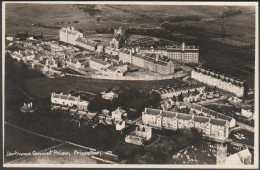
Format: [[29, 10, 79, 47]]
[[191, 67, 245, 97], [152, 83, 205, 99], [51, 92, 89, 111], [142, 108, 230, 139]]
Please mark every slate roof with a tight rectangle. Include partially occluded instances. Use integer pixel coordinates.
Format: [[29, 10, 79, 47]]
[[177, 113, 193, 120], [76, 37, 98, 47], [210, 119, 227, 126], [193, 116, 209, 123], [145, 108, 161, 115], [90, 58, 109, 65], [68, 96, 77, 101], [107, 66, 118, 72], [161, 110, 177, 118], [113, 107, 126, 115], [60, 95, 68, 100], [194, 66, 244, 86], [52, 94, 61, 98]]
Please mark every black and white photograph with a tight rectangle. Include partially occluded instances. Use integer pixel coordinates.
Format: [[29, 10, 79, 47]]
[[2, 1, 259, 168]]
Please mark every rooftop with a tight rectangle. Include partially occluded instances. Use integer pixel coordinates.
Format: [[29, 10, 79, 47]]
[[60, 27, 81, 36], [177, 113, 193, 120], [193, 116, 209, 123], [60, 95, 69, 100], [191, 104, 233, 122], [90, 57, 110, 66], [210, 119, 227, 126], [161, 110, 177, 118], [76, 37, 98, 47], [107, 66, 118, 72], [144, 108, 228, 127], [145, 108, 161, 115], [194, 67, 244, 86], [113, 107, 126, 115]]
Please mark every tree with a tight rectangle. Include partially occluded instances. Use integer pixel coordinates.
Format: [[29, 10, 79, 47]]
[[172, 95, 177, 102], [149, 91, 161, 107], [194, 88, 198, 95], [87, 94, 103, 112], [178, 93, 184, 102]]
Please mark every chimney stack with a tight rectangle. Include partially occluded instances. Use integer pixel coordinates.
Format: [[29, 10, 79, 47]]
[[131, 48, 135, 54], [182, 42, 185, 51], [156, 54, 159, 62]]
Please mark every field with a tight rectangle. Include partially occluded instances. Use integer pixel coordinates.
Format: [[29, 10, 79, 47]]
[[211, 38, 251, 47], [242, 63, 255, 70], [20, 76, 185, 100], [4, 123, 61, 163], [5, 4, 255, 44], [4, 123, 107, 164], [8, 143, 99, 164]]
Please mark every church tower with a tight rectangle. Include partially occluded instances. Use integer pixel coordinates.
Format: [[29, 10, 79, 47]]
[[216, 143, 227, 165]]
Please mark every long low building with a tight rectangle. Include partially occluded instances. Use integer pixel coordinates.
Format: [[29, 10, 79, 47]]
[[191, 67, 245, 97], [137, 42, 199, 63], [118, 48, 175, 75], [142, 108, 230, 139], [51, 92, 89, 111], [89, 57, 111, 71], [152, 83, 205, 99], [66, 58, 86, 69], [75, 37, 98, 51]]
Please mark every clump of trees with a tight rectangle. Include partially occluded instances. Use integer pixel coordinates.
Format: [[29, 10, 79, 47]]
[[95, 28, 114, 34], [160, 15, 201, 23], [87, 87, 161, 117], [131, 128, 203, 164], [73, 4, 102, 16], [87, 94, 119, 113], [33, 23, 60, 29], [220, 8, 242, 18]]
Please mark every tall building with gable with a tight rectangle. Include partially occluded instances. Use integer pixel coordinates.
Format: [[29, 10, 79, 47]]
[[110, 27, 126, 49], [59, 27, 83, 45]]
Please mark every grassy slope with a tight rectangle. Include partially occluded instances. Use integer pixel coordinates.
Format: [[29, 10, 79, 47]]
[[4, 124, 61, 163], [5, 4, 255, 88], [5, 4, 255, 44]]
